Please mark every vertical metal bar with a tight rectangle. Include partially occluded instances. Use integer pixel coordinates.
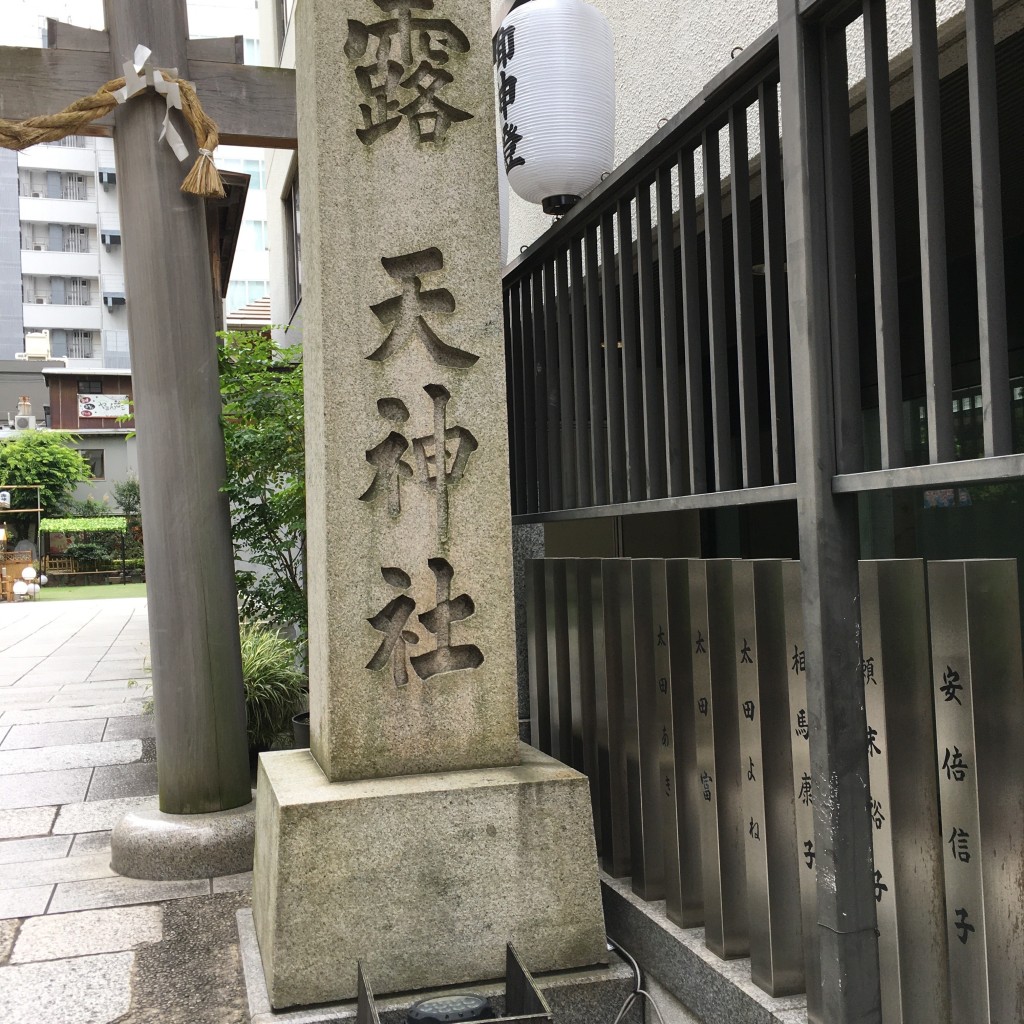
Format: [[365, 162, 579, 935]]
[[666, 559, 704, 928], [543, 261, 562, 509], [564, 558, 586, 775], [822, 25, 863, 475], [729, 104, 762, 489], [759, 80, 795, 485], [519, 277, 538, 514], [544, 558, 572, 763], [781, 562, 823, 1024], [859, 560, 950, 1024], [733, 560, 803, 996], [530, 267, 550, 511], [690, 559, 748, 958], [618, 196, 646, 502], [966, 0, 1011, 457], [927, 560, 1024, 1024], [601, 558, 635, 878], [702, 127, 734, 492], [636, 182, 666, 499], [911, 0, 955, 462], [555, 251, 578, 507], [525, 558, 550, 754], [601, 210, 628, 504], [574, 559, 605, 860], [657, 162, 686, 495], [504, 286, 523, 514], [864, 0, 904, 470], [678, 149, 707, 494], [586, 223, 609, 504], [569, 237, 593, 506], [356, 963, 381, 1024], [777, 2, 882, 1018]]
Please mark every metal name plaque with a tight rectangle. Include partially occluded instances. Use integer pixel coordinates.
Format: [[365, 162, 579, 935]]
[[927, 560, 1024, 1024], [780, 561, 822, 1023], [543, 559, 573, 764], [600, 558, 635, 878], [733, 560, 803, 996], [666, 559, 704, 928], [525, 559, 550, 753], [689, 559, 748, 958], [630, 559, 680, 905], [859, 560, 949, 1023], [568, 559, 605, 859]]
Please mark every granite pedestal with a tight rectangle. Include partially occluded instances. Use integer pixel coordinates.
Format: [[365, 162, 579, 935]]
[[253, 743, 608, 1008]]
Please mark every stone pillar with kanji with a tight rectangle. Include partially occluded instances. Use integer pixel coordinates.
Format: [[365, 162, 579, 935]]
[[251, 0, 606, 1007]]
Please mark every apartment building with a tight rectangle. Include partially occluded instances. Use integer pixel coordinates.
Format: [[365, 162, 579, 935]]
[[15, 134, 129, 369]]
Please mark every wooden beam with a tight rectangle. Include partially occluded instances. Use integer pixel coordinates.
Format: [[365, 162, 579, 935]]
[[187, 36, 244, 65], [0, 47, 115, 130], [188, 61, 296, 148], [46, 19, 109, 52], [0, 47, 295, 150]]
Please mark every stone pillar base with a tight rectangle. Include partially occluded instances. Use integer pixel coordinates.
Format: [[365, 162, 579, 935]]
[[111, 797, 255, 880], [252, 743, 608, 1009]]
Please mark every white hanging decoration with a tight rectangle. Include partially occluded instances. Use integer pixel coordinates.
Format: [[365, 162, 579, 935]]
[[496, 0, 615, 215]]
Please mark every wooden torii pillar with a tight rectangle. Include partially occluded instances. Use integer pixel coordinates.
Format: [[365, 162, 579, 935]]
[[0, 3, 296, 832]]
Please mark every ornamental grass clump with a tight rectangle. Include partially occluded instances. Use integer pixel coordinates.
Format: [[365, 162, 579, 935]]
[[240, 623, 306, 750]]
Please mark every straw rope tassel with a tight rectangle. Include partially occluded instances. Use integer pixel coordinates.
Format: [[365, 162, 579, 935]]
[[0, 73, 225, 199]]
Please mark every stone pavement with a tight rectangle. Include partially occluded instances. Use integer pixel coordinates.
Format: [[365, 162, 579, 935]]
[[0, 597, 251, 1024]]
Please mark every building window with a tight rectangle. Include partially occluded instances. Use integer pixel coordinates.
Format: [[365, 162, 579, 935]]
[[217, 156, 266, 190], [79, 449, 105, 480], [286, 173, 302, 309], [67, 331, 93, 359], [244, 37, 260, 64], [241, 219, 268, 251], [226, 280, 270, 312], [77, 378, 103, 394]]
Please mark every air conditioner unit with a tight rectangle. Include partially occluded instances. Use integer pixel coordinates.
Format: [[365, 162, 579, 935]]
[[14, 415, 36, 431], [30, 191, 41, 198], [34, 298, 44, 304], [32, 244, 43, 251]]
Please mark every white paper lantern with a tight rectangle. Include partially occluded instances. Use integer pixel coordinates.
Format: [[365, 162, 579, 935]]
[[28, 583, 40, 596], [12, 580, 28, 597], [21, 566, 36, 581], [39, 574, 48, 586], [496, 0, 615, 215]]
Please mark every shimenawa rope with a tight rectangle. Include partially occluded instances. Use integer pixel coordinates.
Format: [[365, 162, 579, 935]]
[[0, 72, 225, 199]]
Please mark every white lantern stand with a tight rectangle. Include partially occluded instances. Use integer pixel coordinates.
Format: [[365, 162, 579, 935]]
[[496, 0, 615, 215]]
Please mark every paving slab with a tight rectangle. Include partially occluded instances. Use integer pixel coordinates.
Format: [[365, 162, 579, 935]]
[[0, 805, 57, 840], [87, 762, 158, 801], [11, 904, 163, 963], [0, 853, 117, 891], [1, 702, 149, 726], [0, 950, 134, 1023], [49, 875, 209, 914], [0, 835, 73, 865], [0, 720, 107, 751], [0, 740, 141, 776], [102, 714, 156, 741], [53, 794, 155, 835], [0, 767, 93, 810], [71, 831, 112, 856], [48, 690, 140, 707], [212, 871, 253, 894], [0, 883, 53, 920]]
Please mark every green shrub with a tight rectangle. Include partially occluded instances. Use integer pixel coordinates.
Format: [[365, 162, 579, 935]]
[[64, 541, 110, 567], [240, 623, 306, 750]]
